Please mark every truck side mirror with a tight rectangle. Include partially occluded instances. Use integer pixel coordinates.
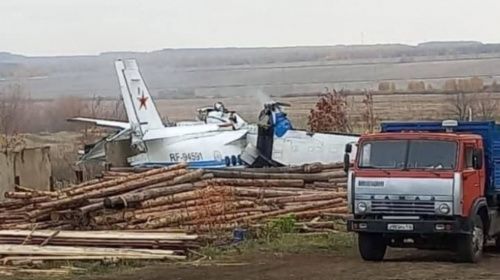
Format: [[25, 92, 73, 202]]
[[472, 149, 483, 170], [345, 143, 352, 153], [344, 153, 350, 173], [344, 143, 352, 173]]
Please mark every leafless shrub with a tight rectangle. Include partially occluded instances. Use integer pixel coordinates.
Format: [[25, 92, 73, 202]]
[[474, 92, 498, 121], [87, 94, 126, 120], [407, 81, 426, 92], [45, 96, 87, 132], [491, 80, 500, 92], [111, 98, 127, 121], [446, 92, 498, 121], [34, 94, 126, 133], [443, 77, 485, 93], [0, 84, 28, 151], [378, 82, 396, 92], [0, 84, 28, 135], [446, 93, 474, 121], [361, 91, 378, 133]]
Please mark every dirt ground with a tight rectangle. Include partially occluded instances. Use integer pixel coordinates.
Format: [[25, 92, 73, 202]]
[[90, 248, 500, 280]]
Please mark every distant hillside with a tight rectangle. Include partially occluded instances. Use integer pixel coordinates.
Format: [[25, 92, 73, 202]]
[[1, 41, 500, 99]]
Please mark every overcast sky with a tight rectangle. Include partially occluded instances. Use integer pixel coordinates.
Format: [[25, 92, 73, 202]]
[[0, 0, 499, 56]]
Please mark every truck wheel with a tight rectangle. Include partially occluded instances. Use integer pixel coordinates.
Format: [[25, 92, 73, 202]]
[[358, 233, 387, 261], [457, 215, 484, 263], [495, 236, 500, 252]]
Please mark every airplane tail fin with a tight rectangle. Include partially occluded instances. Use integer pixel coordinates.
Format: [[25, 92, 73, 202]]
[[115, 59, 164, 131]]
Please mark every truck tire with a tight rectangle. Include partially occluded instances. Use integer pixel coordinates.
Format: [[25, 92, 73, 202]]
[[495, 236, 500, 252], [358, 233, 387, 261], [457, 215, 484, 263]]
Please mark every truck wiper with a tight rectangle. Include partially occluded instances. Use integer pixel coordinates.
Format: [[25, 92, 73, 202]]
[[361, 166, 391, 175], [422, 168, 442, 177], [404, 167, 442, 177]]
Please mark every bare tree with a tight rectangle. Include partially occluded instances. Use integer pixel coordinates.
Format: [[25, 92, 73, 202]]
[[0, 84, 28, 151], [0, 84, 28, 135], [111, 98, 127, 121], [446, 93, 474, 121], [475, 92, 498, 121], [89, 94, 103, 118], [45, 96, 86, 132], [361, 91, 378, 133], [87, 94, 126, 120], [447, 92, 498, 121]]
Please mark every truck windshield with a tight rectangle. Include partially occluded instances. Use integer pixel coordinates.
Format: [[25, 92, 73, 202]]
[[359, 140, 457, 170]]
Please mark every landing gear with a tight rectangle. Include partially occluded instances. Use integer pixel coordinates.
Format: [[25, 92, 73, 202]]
[[457, 215, 484, 263], [358, 233, 387, 261]]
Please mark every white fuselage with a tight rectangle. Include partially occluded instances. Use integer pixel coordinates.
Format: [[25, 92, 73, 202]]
[[270, 130, 359, 165], [243, 129, 359, 166], [128, 128, 247, 168]]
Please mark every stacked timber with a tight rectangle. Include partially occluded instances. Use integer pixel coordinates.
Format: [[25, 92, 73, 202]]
[[0, 162, 349, 234], [0, 230, 197, 251], [0, 230, 194, 265]]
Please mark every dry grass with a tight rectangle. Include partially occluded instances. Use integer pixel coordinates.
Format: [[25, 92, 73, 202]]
[[154, 91, 500, 133]]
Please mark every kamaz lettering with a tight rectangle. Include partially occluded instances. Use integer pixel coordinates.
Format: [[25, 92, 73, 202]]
[[358, 181, 384, 187]]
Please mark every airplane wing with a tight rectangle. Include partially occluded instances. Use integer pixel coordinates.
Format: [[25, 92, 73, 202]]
[[142, 124, 222, 141], [67, 117, 130, 130]]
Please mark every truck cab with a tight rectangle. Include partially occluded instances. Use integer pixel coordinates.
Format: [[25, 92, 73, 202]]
[[346, 120, 500, 262]]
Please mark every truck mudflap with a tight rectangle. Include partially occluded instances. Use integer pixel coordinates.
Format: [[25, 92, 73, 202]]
[[348, 218, 472, 235]]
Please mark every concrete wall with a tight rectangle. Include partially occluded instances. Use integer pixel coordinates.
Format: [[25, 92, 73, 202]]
[[0, 147, 52, 200], [0, 152, 15, 200], [14, 147, 52, 191], [105, 139, 133, 167]]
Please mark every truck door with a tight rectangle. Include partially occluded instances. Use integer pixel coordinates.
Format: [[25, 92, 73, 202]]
[[462, 142, 482, 217]]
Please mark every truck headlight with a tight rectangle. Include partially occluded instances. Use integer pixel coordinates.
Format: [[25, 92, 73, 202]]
[[356, 201, 368, 213], [437, 203, 451, 215]]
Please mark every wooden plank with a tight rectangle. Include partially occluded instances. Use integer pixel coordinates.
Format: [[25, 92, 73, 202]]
[[0, 255, 176, 265], [0, 244, 179, 257], [0, 230, 198, 241]]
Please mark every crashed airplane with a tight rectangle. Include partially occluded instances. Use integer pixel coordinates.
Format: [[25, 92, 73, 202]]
[[242, 102, 359, 167], [71, 59, 247, 168], [70, 59, 358, 168]]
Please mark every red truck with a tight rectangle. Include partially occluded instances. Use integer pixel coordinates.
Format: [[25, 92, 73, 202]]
[[345, 120, 500, 262]]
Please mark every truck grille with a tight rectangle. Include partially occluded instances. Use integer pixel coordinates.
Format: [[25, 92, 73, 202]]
[[371, 200, 435, 215]]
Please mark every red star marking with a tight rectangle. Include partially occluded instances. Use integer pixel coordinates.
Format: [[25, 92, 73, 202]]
[[137, 92, 148, 110]]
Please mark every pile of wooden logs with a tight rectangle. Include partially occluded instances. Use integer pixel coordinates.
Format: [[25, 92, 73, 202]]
[[0, 162, 348, 234]]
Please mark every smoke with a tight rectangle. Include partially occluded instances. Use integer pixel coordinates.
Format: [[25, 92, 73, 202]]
[[254, 90, 273, 105]]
